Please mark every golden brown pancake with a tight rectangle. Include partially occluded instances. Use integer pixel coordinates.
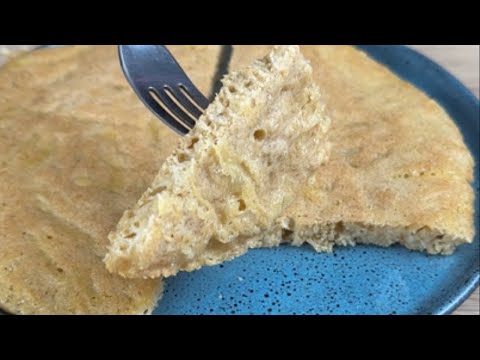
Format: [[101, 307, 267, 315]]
[[0, 45, 219, 314], [231, 46, 474, 254], [1, 44, 474, 312], [104, 45, 474, 280]]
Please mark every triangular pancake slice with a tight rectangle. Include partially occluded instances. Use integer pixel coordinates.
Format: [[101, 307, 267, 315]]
[[105, 46, 331, 278]]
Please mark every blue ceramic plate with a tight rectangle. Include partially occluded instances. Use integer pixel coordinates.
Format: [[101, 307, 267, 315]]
[[154, 45, 480, 315]]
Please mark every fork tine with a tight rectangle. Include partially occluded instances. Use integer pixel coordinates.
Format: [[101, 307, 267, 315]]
[[167, 86, 204, 120], [179, 82, 210, 110], [141, 88, 191, 135], [119, 45, 210, 135], [149, 86, 196, 129]]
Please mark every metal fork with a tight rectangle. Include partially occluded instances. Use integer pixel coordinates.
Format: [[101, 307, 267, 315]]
[[118, 45, 209, 135]]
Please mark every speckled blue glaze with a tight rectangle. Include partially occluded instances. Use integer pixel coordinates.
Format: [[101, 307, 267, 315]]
[[153, 45, 479, 315]]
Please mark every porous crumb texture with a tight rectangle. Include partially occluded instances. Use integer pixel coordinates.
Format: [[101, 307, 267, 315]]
[[231, 45, 475, 256], [105, 45, 331, 279], [0, 45, 221, 314]]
